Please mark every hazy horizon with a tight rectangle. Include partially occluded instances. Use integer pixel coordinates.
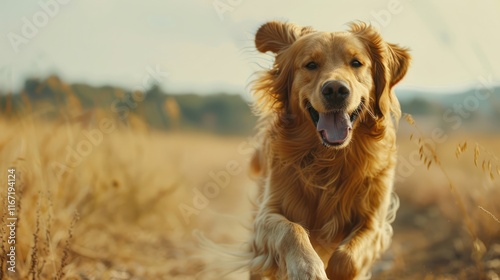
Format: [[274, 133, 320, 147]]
[[1, 0, 500, 95]]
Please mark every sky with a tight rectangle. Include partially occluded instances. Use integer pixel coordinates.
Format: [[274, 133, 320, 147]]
[[1, 0, 500, 97]]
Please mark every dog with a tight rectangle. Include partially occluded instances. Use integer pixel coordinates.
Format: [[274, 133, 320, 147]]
[[247, 21, 410, 279]]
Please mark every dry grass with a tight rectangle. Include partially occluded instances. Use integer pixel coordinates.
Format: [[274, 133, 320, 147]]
[[0, 112, 499, 279], [0, 115, 254, 279], [380, 115, 500, 280]]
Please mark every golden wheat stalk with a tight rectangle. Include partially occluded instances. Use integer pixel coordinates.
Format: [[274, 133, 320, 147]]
[[29, 194, 42, 280], [56, 210, 80, 280], [403, 113, 485, 275], [478, 206, 500, 224]]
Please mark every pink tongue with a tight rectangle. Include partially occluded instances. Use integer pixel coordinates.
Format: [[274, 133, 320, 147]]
[[317, 112, 352, 144]]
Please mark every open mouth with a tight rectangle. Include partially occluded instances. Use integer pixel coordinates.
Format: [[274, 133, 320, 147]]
[[307, 100, 364, 147]]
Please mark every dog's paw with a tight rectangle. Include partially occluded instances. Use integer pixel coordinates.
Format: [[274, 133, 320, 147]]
[[286, 253, 328, 280], [326, 249, 358, 280]]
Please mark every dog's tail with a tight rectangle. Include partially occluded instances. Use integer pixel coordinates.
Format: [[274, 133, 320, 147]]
[[194, 230, 254, 279]]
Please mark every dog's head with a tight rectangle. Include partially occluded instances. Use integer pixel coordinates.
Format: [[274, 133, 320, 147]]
[[254, 21, 410, 149]]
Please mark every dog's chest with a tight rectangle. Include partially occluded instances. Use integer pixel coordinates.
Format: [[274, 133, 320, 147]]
[[283, 184, 360, 234]]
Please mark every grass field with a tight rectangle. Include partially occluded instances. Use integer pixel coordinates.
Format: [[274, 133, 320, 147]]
[[0, 115, 499, 279]]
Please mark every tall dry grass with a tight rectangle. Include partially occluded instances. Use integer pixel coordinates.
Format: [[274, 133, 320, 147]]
[[0, 113, 254, 279], [0, 107, 499, 279], [380, 114, 500, 280]]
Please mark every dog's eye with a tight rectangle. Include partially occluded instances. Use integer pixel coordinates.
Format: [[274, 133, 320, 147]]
[[350, 59, 363, 68], [305, 61, 318, 70]]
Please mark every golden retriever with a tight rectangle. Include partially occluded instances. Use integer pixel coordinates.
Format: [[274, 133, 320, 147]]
[[247, 21, 410, 279]]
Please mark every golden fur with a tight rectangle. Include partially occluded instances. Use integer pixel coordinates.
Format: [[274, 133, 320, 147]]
[[248, 21, 410, 279]]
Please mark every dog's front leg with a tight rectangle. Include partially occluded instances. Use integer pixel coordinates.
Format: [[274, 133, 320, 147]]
[[325, 220, 387, 280], [250, 212, 328, 280]]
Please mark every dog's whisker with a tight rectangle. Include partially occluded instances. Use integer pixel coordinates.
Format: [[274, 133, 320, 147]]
[[360, 101, 377, 120]]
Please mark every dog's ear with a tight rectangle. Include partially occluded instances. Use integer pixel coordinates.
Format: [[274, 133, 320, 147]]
[[349, 22, 410, 118], [255, 21, 314, 54], [386, 42, 411, 88], [253, 21, 315, 118]]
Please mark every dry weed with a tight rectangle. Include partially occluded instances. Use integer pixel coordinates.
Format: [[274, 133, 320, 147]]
[[402, 113, 500, 279]]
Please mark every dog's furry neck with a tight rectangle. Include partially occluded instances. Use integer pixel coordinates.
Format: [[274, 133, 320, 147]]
[[267, 111, 395, 173], [259, 113, 397, 229]]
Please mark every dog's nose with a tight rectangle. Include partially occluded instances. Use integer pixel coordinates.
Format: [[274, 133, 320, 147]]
[[321, 80, 350, 104]]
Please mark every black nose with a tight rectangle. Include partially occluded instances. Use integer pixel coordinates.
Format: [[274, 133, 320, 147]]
[[321, 80, 350, 104]]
